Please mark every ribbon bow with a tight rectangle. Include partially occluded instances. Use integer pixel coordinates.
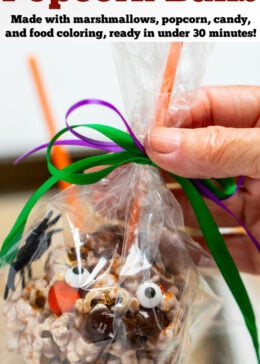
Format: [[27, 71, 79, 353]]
[[1, 99, 259, 363]]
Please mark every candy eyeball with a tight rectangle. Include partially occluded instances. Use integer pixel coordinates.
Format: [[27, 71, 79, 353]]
[[65, 266, 90, 288], [136, 282, 162, 309]]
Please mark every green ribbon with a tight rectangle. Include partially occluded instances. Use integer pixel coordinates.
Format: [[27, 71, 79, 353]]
[[1, 123, 259, 363]]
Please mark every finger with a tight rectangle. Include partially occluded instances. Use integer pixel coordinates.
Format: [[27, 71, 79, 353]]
[[170, 187, 259, 274], [172, 187, 243, 226], [168, 183, 258, 274], [176, 86, 260, 128], [145, 126, 260, 179]]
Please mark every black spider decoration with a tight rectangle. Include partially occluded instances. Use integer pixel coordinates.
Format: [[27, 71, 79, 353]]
[[4, 211, 61, 300]]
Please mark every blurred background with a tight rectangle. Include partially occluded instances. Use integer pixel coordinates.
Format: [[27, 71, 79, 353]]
[[0, 42, 260, 363]]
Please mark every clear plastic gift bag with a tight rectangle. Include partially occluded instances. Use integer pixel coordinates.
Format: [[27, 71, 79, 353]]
[[1, 42, 253, 364], [1, 163, 219, 364]]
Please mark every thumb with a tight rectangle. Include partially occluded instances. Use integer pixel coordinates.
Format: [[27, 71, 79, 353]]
[[144, 126, 260, 179]]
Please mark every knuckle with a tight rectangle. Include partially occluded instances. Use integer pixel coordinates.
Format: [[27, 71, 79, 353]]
[[197, 126, 227, 167]]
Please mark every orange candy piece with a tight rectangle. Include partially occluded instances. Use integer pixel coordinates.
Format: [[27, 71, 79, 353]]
[[48, 280, 80, 316]]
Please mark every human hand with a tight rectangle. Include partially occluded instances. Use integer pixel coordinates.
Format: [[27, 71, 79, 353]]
[[145, 86, 260, 274]]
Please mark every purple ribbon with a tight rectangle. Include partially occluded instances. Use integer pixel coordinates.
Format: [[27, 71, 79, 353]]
[[65, 99, 145, 154], [15, 99, 144, 164]]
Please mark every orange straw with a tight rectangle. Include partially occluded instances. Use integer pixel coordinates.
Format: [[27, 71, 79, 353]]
[[28, 57, 86, 229], [155, 42, 183, 126], [123, 188, 141, 254], [125, 43, 183, 253], [28, 56, 71, 191]]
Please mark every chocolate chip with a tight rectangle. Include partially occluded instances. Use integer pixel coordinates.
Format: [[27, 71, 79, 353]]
[[86, 225, 124, 258], [31, 290, 46, 309], [121, 307, 169, 349], [67, 247, 76, 261], [80, 245, 89, 259], [125, 310, 134, 319], [134, 307, 167, 337], [126, 331, 147, 349], [35, 295, 46, 309], [79, 288, 88, 299], [67, 245, 89, 262], [83, 308, 114, 343]]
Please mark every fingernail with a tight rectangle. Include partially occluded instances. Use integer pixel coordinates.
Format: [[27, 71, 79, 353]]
[[147, 127, 181, 154]]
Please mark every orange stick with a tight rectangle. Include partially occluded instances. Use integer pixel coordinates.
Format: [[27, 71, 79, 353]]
[[125, 43, 183, 253], [155, 42, 183, 126], [123, 188, 141, 254], [28, 56, 71, 191]]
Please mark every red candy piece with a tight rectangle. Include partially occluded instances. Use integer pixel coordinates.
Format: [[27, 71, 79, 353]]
[[48, 281, 80, 316]]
